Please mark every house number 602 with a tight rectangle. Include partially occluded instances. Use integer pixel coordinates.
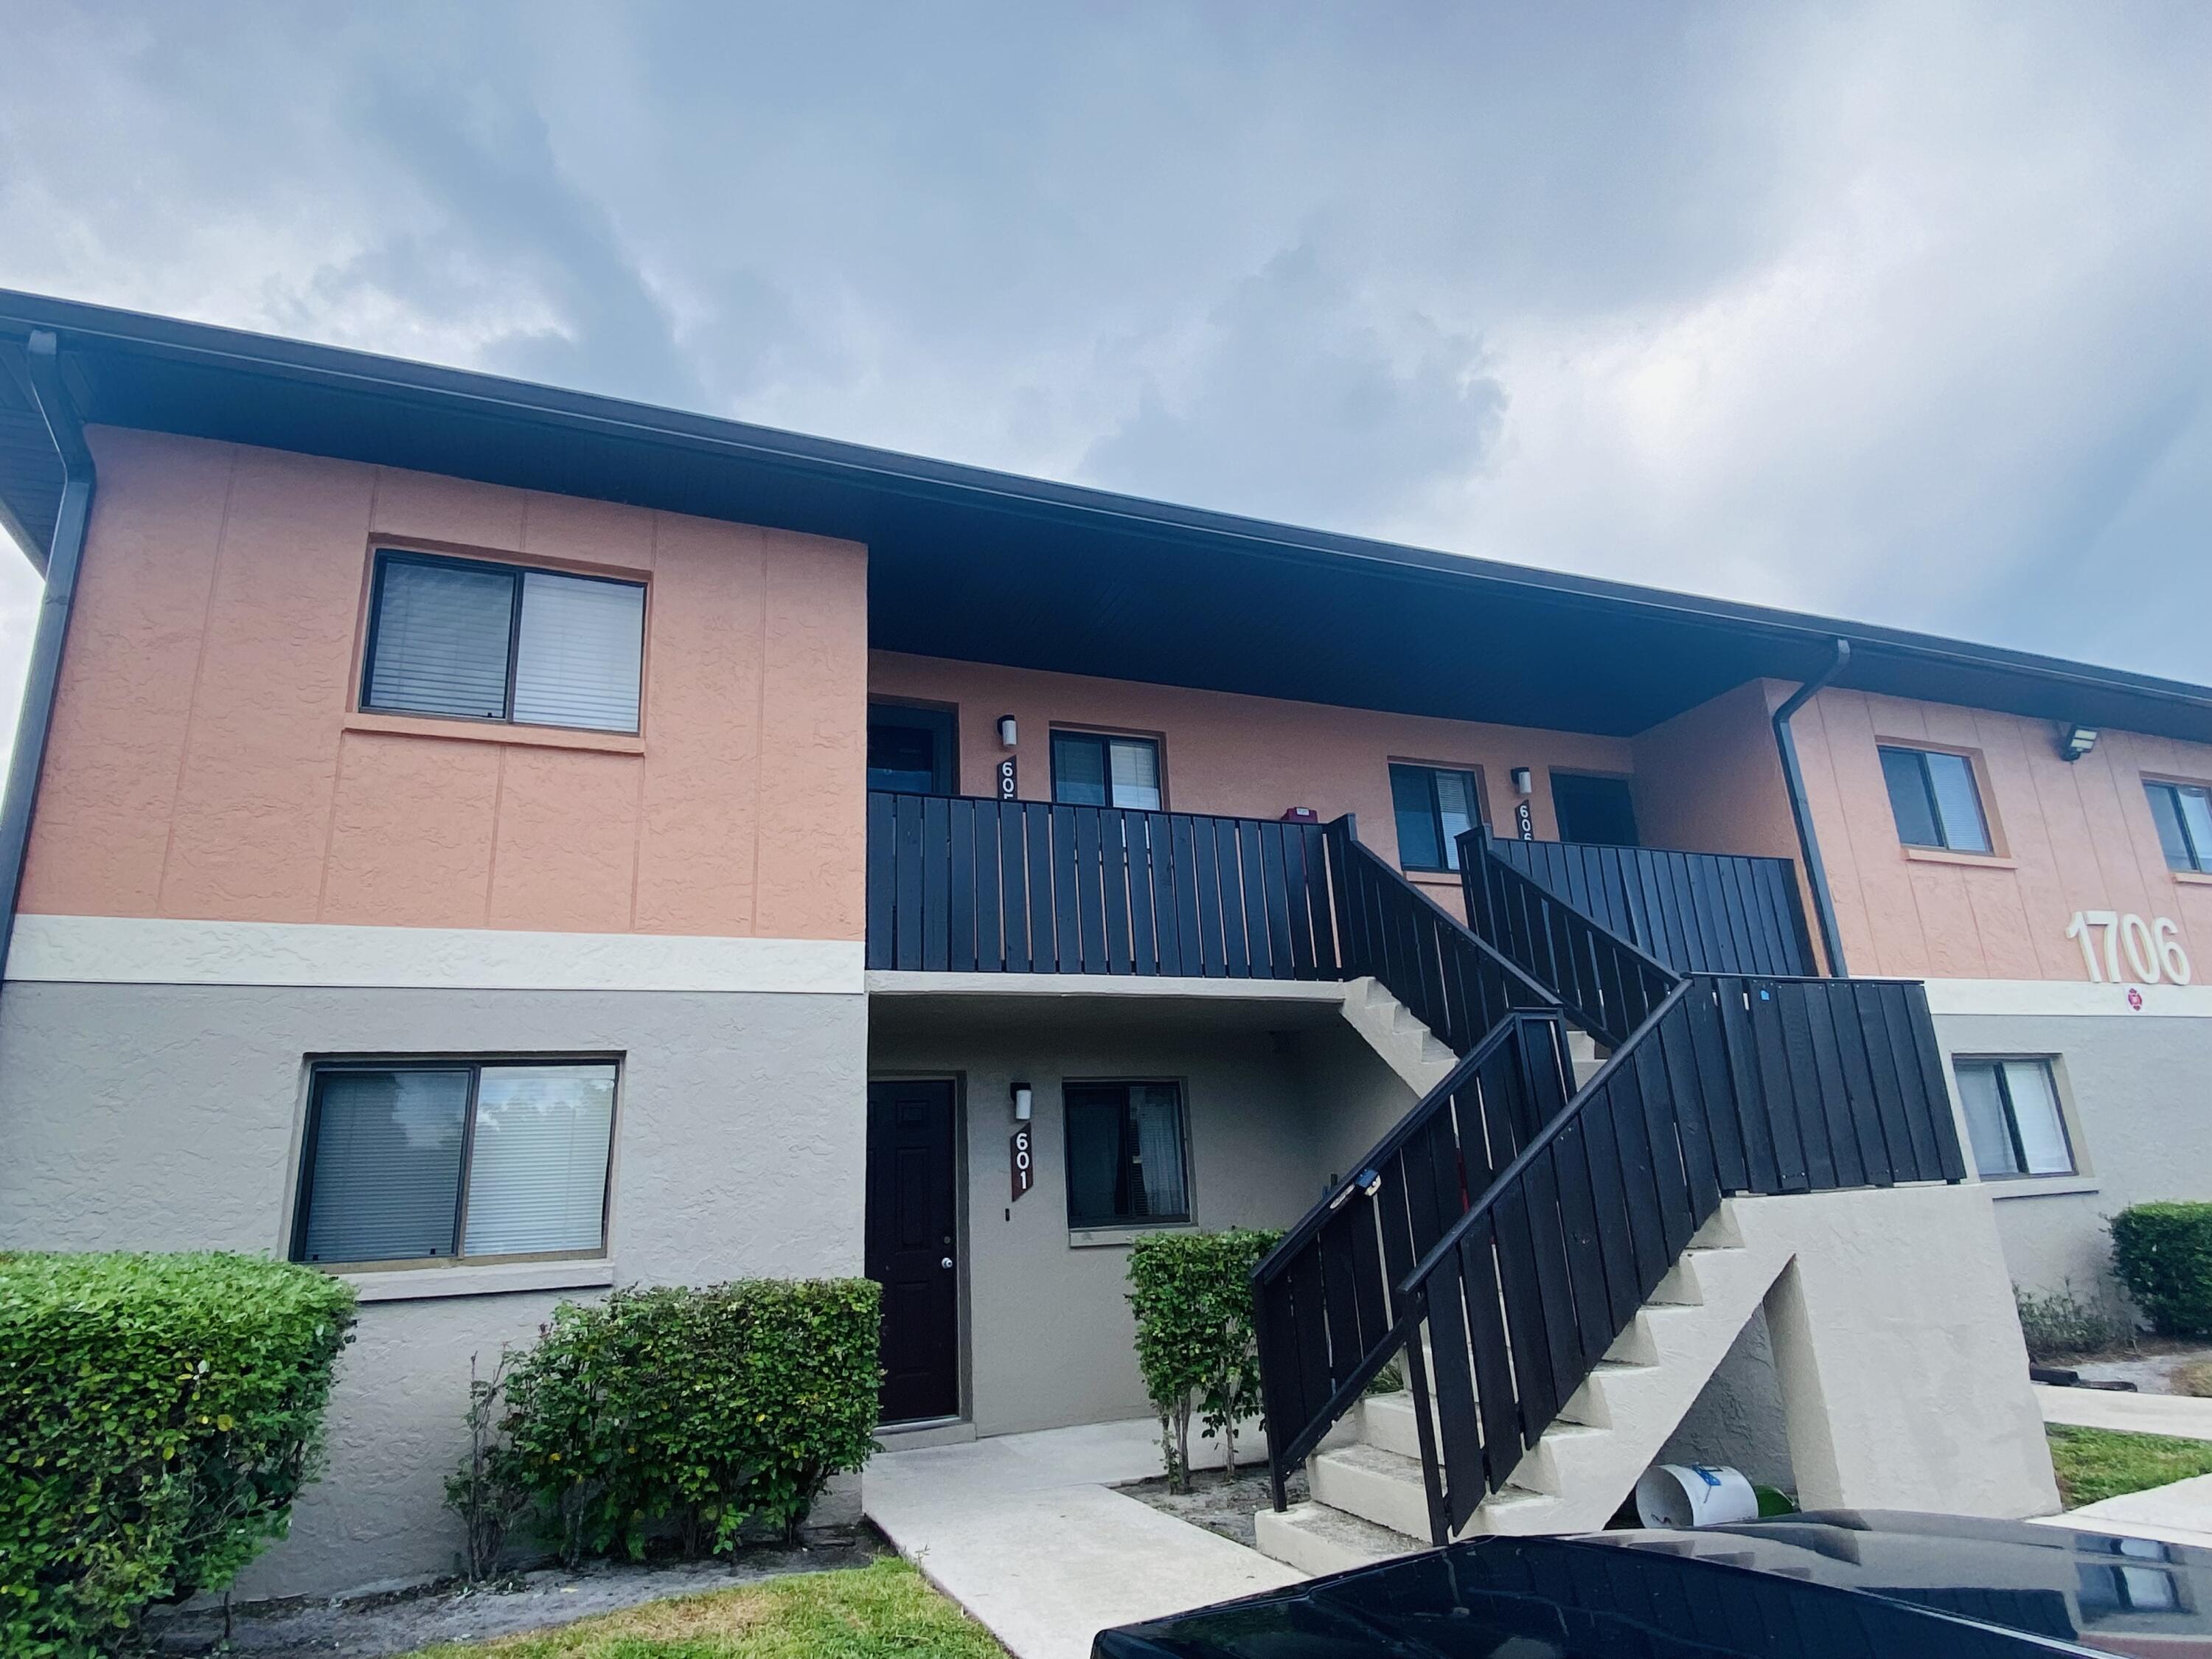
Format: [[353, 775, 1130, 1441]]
[[2065, 911, 2192, 985]]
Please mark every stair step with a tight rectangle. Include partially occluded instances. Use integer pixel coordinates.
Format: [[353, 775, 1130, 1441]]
[[1310, 1442, 1432, 1538], [1358, 1391, 1424, 1460], [1253, 1501, 1425, 1575]]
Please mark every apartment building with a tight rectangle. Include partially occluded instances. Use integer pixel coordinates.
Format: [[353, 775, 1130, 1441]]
[[1, 291, 2204, 1590]]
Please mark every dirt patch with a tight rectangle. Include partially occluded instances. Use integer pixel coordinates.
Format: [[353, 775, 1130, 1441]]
[[145, 1532, 885, 1658], [1114, 1464, 1307, 1550]]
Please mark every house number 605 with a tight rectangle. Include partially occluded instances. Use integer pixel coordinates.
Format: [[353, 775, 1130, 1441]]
[[2065, 911, 2192, 985]]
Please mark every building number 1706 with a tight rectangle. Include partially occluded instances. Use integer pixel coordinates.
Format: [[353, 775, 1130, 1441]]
[[2065, 910, 2192, 985]]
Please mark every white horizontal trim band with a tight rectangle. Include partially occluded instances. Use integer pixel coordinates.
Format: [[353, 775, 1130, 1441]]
[[4, 915, 863, 994], [1923, 976, 2212, 1019]]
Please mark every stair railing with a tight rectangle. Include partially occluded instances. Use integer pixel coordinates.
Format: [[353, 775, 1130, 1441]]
[[1462, 826, 1677, 1049], [1251, 1009, 1573, 1512], [1391, 967, 1966, 1543], [1325, 818, 1558, 1053]]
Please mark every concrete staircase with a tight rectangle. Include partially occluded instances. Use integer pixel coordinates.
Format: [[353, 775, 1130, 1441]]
[[1338, 977, 1606, 1099], [1253, 1200, 1782, 1576]]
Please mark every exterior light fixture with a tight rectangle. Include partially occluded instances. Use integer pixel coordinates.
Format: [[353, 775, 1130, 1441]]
[[1011, 1082, 1033, 1121], [998, 714, 1018, 748], [1511, 768, 1534, 796], [2059, 724, 2098, 762]]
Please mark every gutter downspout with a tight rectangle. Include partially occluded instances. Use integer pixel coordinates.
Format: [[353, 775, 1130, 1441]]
[[1772, 639, 1851, 977], [0, 329, 96, 993]]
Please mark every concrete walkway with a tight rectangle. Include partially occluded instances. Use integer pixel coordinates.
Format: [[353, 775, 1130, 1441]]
[[2036, 1382, 2212, 1441], [866, 1419, 1304, 1659]]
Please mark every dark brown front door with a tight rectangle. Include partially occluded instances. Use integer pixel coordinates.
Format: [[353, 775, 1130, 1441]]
[[865, 1079, 959, 1423]]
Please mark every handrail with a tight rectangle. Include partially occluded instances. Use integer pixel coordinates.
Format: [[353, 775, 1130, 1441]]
[[1461, 827, 1674, 1049], [1397, 982, 1693, 1297], [1251, 1009, 1573, 1510], [1481, 832, 1819, 978]]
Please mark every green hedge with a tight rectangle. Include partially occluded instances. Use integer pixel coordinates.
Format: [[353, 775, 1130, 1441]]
[[0, 1252, 356, 1658], [2112, 1203, 2212, 1337], [1126, 1230, 1280, 1491], [498, 1279, 880, 1562]]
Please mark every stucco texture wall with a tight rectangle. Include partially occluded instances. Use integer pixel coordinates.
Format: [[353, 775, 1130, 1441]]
[[20, 428, 868, 941], [1930, 1009, 2212, 1302], [868, 651, 1635, 913], [868, 995, 1411, 1437], [1790, 684, 2212, 984], [0, 979, 865, 1596]]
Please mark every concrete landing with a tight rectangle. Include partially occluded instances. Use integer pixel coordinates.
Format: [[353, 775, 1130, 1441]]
[[865, 1419, 1304, 1659]]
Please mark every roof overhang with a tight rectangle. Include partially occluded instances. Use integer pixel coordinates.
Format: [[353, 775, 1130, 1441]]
[[4, 287, 2208, 743]]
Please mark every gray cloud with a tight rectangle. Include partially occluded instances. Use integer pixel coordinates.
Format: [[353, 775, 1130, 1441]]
[[0, 0, 2207, 720]]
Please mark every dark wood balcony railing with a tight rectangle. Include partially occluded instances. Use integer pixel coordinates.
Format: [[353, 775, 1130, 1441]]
[[866, 792, 1340, 978], [1479, 830, 1818, 978]]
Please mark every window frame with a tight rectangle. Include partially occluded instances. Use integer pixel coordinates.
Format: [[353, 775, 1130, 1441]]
[[1061, 1077, 1193, 1232], [1952, 1055, 2076, 1181], [2145, 778, 2212, 874], [289, 1054, 622, 1270], [1388, 760, 1487, 874], [358, 547, 648, 736], [1049, 727, 1167, 811], [1877, 742, 1994, 855]]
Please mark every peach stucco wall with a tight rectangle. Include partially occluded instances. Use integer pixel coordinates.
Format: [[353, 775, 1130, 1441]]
[[867, 650, 1635, 905], [1790, 684, 2212, 983], [20, 428, 868, 940]]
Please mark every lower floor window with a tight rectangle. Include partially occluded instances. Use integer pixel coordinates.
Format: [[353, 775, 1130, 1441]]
[[293, 1059, 618, 1265], [1954, 1057, 2073, 1179], [1065, 1081, 1189, 1229]]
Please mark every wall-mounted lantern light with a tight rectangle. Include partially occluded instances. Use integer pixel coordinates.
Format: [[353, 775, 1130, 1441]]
[[998, 714, 1018, 748], [1011, 1082, 1033, 1121], [1511, 767, 1534, 796], [2059, 724, 2098, 762]]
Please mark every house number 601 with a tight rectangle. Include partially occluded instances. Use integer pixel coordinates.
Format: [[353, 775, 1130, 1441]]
[[2065, 911, 2192, 985]]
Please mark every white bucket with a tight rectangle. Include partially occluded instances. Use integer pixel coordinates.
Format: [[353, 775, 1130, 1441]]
[[1633, 1463, 1759, 1528]]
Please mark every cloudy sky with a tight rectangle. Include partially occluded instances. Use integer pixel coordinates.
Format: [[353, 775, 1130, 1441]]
[[2, 0, 2208, 739]]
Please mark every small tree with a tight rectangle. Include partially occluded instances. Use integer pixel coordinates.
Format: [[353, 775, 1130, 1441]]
[[1126, 1230, 1280, 1491], [442, 1352, 531, 1583]]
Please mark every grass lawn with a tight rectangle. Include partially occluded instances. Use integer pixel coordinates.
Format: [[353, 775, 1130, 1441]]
[[411, 1558, 1004, 1659], [2047, 1423, 2212, 1508]]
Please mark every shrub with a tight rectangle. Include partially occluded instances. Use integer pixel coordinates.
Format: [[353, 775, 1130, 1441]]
[[0, 1252, 356, 1658], [1126, 1229, 1281, 1492], [2014, 1281, 2134, 1361], [2112, 1204, 2212, 1338], [495, 1279, 879, 1562]]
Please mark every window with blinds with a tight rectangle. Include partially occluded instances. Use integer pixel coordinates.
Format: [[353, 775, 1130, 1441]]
[[293, 1059, 618, 1265], [361, 550, 644, 734]]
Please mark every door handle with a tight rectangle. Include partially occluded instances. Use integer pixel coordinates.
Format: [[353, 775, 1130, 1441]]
[[941, 1256, 953, 1270]]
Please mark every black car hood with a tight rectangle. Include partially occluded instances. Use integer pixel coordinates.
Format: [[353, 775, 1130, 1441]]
[[1095, 1513, 2212, 1659]]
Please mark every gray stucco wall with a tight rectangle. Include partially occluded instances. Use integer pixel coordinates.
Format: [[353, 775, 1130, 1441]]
[[0, 981, 865, 1598], [1930, 1011, 2212, 1307], [869, 997, 1401, 1439]]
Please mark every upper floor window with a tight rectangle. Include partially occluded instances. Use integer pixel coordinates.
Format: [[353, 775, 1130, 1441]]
[[1391, 762, 1481, 872], [2146, 780, 2212, 874], [1952, 1057, 2073, 1180], [293, 1059, 618, 1266], [1053, 730, 1163, 810], [362, 550, 645, 734], [1879, 745, 1991, 854], [868, 703, 956, 795], [1065, 1081, 1189, 1230], [1551, 772, 1640, 847]]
